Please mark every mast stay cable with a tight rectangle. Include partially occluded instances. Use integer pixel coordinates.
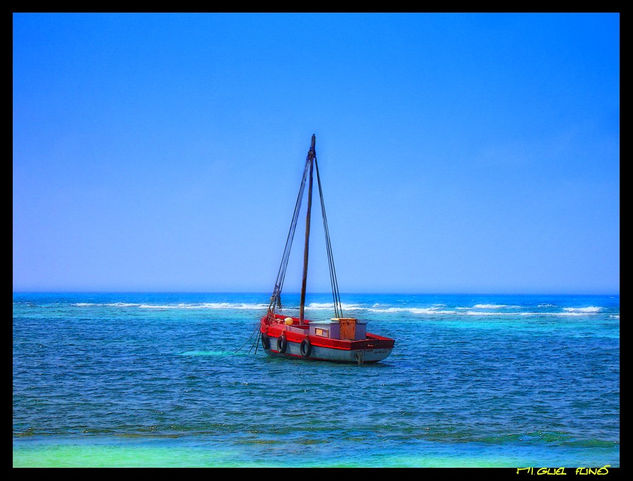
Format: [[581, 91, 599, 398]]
[[266, 135, 343, 320], [315, 155, 343, 319], [268, 146, 312, 313]]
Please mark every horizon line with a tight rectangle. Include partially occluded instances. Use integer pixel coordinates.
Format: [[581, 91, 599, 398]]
[[12, 289, 620, 297]]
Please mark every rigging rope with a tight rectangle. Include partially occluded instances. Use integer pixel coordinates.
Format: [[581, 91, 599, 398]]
[[236, 322, 261, 353], [268, 147, 313, 313], [266, 136, 343, 320], [314, 155, 343, 319]]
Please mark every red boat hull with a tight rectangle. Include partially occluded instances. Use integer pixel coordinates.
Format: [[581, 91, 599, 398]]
[[260, 313, 395, 364]]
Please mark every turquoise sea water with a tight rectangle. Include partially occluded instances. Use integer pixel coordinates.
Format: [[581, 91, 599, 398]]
[[13, 292, 619, 467]]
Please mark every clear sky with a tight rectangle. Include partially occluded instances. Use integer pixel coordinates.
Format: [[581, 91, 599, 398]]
[[13, 12, 619, 294]]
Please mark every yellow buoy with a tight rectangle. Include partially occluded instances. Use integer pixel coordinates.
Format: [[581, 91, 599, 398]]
[[284, 317, 294, 325]]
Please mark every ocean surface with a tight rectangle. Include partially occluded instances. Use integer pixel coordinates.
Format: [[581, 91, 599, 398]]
[[13, 292, 619, 468]]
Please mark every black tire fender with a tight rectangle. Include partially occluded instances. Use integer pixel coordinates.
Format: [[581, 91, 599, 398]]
[[300, 338, 312, 358], [276, 334, 287, 353]]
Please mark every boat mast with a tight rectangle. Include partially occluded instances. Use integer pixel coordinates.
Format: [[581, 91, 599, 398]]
[[299, 134, 316, 324]]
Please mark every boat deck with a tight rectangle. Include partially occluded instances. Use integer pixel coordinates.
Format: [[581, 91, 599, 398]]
[[260, 313, 395, 351]]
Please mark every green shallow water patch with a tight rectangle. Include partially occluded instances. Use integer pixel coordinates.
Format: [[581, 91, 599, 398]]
[[13, 437, 620, 468], [13, 442, 243, 467], [179, 350, 241, 357]]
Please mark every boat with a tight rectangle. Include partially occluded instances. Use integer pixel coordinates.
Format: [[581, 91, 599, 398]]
[[258, 135, 395, 364]]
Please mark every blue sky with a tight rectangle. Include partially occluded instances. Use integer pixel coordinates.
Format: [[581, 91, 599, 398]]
[[13, 13, 619, 294]]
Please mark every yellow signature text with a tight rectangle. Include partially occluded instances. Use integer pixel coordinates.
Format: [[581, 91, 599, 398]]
[[516, 466, 610, 476]]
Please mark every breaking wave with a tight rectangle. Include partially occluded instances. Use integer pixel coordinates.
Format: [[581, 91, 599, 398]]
[[67, 301, 608, 317], [562, 306, 602, 313], [71, 302, 269, 310], [472, 304, 519, 309]]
